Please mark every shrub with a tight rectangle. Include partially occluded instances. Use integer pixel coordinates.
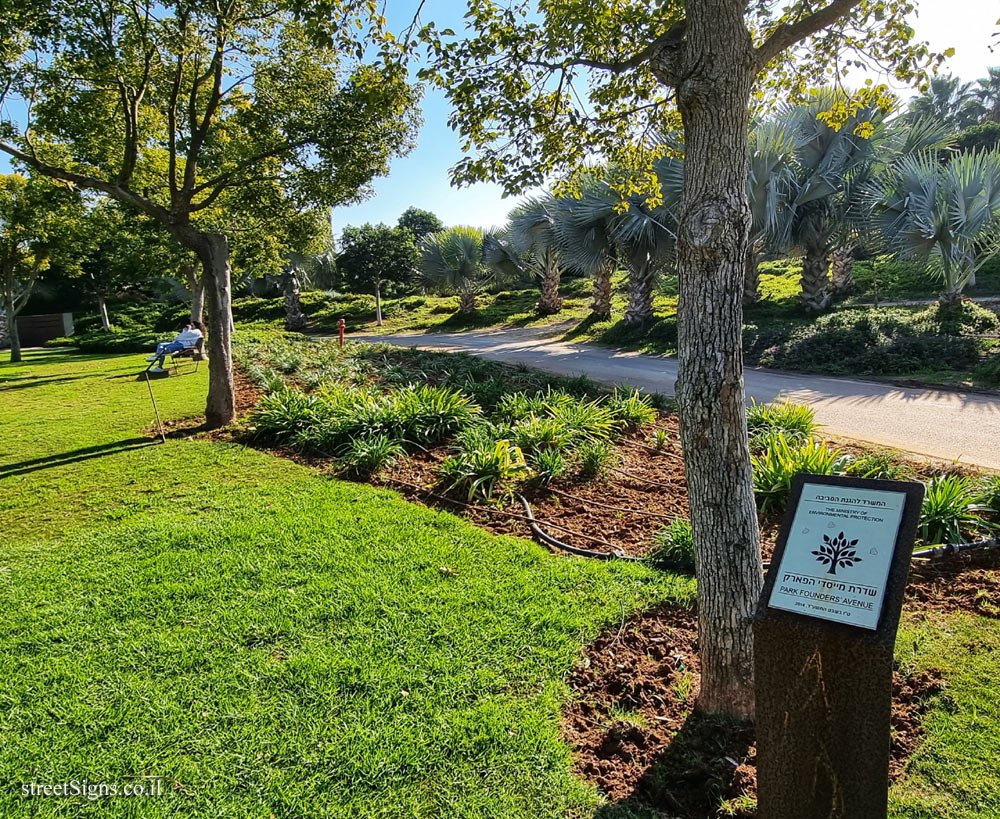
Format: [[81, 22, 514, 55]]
[[547, 397, 616, 444], [394, 385, 479, 443], [847, 451, 914, 481], [919, 474, 988, 545], [577, 440, 615, 480], [530, 448, 568, 486], [752, 434, 851, 512], [249, 388, 324, 443], [341, 434, 404, 475], [512, 415, 571, 454], [438, 440, 528, 501], [651, 429, 669, 450], [981, 475, 1000, 517], [649, 519, 694, 566], [606, 388, 657, 431], [746, 399, 818, 448]]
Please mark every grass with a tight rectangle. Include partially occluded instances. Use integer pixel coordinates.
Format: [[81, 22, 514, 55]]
[[4, 347, 999, 818], [0, 348, 690, 818]]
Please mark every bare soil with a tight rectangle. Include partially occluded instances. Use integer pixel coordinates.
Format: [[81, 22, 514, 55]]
[[563, 603, 948, 817]]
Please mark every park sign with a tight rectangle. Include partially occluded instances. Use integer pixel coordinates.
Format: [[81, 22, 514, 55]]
[[754, 474, 924, 819], [767, 482, 907, 630]]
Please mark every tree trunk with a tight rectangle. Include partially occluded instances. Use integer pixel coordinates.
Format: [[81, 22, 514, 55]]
[[742, 249, 761, 307], [192, 233, 235, 429], [96, 293, 111, 330], [537, 249, 563, 314], [183, 262, 205, 325], [591, 262, 613, 319], [674, 1, 762, 719], [800, 245, 832, 313], [458, 290, 477, 314], [284, 269, 307, 332], [375, 281, 383, 326], [829, 245, 855, 295], [624, 258, 655, 324], [5, 303, 20, 363]]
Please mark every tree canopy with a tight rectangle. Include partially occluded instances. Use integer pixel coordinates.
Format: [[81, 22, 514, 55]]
[[397, 207, 444, 240], [0, 0, 421, 425]]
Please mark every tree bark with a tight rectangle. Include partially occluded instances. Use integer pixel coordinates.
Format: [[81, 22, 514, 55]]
[[624, 258, 655, 324], [375, 280, 383, 326], [284, 269, 307, 332], [97, 293, 111, 330], [191, 232, 235, 428], [537, 249, 564, 314], [829, 245, 855, 295], [743, 248, 761, 306], [591, 262, 613, 319], [183, 262, 205, 325], [674, 0, 762, 719], [800, 245, 832, 313], [5, 303, 20, 363], [458, 290, 477, 314]]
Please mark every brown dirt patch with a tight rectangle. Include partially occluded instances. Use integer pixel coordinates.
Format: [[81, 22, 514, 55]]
[[906, 547, 1000, 618], [563, 604, 947, 817]]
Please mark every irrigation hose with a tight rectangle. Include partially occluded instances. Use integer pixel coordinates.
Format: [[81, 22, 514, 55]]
[[516, 494, 694, 573]]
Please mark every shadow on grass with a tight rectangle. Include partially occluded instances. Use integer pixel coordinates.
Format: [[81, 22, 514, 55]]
[[0, 437, 159, 479], [0, 373, 99, 392]]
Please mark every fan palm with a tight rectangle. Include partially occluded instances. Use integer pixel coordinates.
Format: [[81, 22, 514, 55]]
[[508, 195, 564, 314], [977, 66, 1000, 125], [551, 173, 619, 319], [745, 120, 797, 304], [867, 150, 1000, 305], [419, 226, 491, 314], [908, 74, 983, 129]]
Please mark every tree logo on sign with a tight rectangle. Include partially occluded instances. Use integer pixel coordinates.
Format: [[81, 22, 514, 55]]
[[812, 532, 862, 576]]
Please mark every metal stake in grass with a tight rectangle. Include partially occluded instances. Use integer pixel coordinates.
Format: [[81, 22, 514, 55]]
[[145, 371, 166, 444]]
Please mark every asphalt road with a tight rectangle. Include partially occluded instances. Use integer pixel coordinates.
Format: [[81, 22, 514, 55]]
[[351, 326, 1000, 470]]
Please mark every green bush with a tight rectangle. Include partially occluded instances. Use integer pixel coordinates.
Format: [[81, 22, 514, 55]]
[[529, 448, 568, 486], [847, 451, 914, 481], [438, 440, 528, 501], [919, 475, 989, 546], [393, 385, 480, 444], [512, 415, 571, 454], [751, 305, 988, 377], [577, 440, 615, 480], [249, 388, 325, 444], [752, 434, 852, 512], [341, 434, 404, 475], [649, 519, 694, 566], [606, 388, 657, 431], [746, 399, 818, 448]]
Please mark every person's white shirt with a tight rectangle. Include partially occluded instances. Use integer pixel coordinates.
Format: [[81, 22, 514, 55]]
[[175, 327, 203, 348]]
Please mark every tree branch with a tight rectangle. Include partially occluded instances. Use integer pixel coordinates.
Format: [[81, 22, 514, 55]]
[[0, 141, 172, 225], [755, 0, 863, 71]]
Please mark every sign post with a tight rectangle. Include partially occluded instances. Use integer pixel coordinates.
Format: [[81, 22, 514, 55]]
[[754, 474, 924, 819]]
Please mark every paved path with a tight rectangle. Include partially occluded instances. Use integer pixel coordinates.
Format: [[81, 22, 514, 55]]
[[349, 326, 1000, 470]]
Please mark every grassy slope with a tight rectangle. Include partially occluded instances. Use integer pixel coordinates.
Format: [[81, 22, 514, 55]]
[[0, 350, 689, 818], [2, 350, 997, 817]]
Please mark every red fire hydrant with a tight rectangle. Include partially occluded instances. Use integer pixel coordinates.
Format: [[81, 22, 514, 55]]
[[338, 318, 345, 348]]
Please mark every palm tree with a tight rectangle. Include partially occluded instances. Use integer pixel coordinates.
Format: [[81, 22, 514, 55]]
[[907, 74, 983, 129], [508, 195, 564, 314], [551, 173, 619, 319], [976, 67, 1000, 124], [419, 226, 490, 314], [745, 120, 797, 305], [867, 150, 1000, 306]]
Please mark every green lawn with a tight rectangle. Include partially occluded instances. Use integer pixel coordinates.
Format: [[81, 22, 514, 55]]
[[0, 349, 687, 818], [1, 349, 998, 817]]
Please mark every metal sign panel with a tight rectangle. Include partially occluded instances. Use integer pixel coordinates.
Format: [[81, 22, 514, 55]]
[[767, 482, 907, 630]]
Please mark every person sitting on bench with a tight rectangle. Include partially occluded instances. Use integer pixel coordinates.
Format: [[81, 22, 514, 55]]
[[146, 322, 204, 373]]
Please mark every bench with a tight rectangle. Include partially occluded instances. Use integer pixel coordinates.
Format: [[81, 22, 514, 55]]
[[169, 337, 207, 374]]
